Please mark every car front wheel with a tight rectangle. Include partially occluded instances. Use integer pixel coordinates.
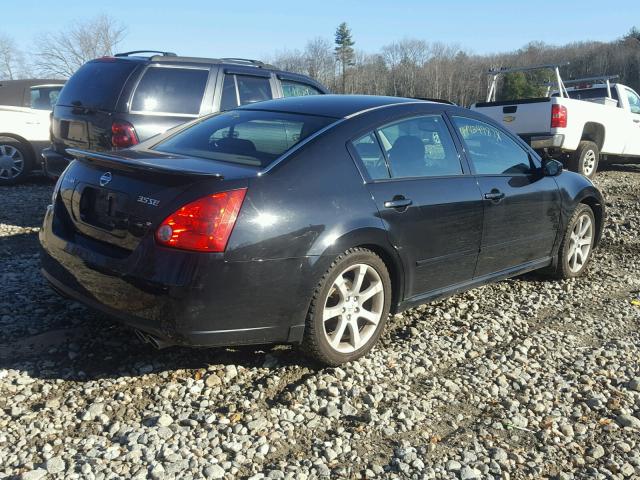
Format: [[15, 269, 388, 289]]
[[552, 204, 596, 279], [302, 248, 392, 366]]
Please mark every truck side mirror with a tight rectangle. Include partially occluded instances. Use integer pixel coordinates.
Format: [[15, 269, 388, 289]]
[[543, 159, 563, 176]]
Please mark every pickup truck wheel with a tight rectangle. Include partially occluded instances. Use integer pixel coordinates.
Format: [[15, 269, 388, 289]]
[[568, 141, 599, 179], [0, 141, 32, 185]]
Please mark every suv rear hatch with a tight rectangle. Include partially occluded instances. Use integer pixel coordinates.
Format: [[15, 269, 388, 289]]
[[52, 58, 140, 153], [54, 149, 255, 252]]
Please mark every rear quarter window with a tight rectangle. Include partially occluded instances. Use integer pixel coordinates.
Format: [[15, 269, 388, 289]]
[[57, 60, 138, 110], [281, 80, 323, 97], [131, 67, 209, 115]]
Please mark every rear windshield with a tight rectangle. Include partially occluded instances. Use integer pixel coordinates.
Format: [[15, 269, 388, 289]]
[[553, 87, 619, 101], [57, 60, 137, 110], [153, 110, 336, 167]]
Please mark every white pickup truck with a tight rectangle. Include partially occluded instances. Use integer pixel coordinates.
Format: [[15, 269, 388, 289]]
[[471, 64, 640, 178], [0, 79, 65, 184]]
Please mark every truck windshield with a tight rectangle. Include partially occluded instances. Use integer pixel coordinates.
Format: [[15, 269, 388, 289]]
[[153, 110, 337, 167]]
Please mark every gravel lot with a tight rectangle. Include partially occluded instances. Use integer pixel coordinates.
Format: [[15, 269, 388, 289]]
[[1, 165, 639, 480]]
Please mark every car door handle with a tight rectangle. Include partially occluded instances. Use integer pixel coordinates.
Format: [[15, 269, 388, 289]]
[[484, 191, 505, 201], [384, 197, 413, 209], [634, 119, 640, 123]]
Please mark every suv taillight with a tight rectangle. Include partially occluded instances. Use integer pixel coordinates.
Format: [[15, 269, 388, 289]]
[[551, 104, 567, 128], [111, 120, 139, 148], [155, 189, 247, 252]]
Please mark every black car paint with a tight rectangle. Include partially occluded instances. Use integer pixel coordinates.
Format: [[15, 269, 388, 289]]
[[39, 96, 604, 348]]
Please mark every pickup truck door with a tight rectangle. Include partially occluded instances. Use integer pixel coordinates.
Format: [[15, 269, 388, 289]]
[[623, 87, 640, 155], [449, 114, 561, 276]]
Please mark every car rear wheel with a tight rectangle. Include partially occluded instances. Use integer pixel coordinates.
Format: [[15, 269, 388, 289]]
[[567, 141, 599, 179], [551, 204, 595, 279], [302, 248, 391, 366], [0, 141, 32, 185]]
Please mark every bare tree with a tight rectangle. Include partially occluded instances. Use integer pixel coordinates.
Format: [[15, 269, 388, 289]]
[[304, 37, 335, 88], [0, 33, 27, 80], [33, 14, 126, 78]]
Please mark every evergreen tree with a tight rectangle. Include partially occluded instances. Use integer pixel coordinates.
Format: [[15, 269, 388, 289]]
[[625, 26, 640, 42], [334, 22, 355, 93]]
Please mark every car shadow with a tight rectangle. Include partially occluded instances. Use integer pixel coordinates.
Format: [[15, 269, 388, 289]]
[[0, 230, 41, 257], [0, 301, 319, 382], [599, 162, 640, 174]]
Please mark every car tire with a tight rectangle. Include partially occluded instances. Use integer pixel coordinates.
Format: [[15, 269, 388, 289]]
[[302, 248, 392, 366], [567, 141, 599, 179], [0, 140, 33, 185], [551, 204, 596, 279]]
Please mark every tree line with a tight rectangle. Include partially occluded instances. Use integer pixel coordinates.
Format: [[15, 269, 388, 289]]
[[271, 24, 640, 106], [1, 16, 639, 107]]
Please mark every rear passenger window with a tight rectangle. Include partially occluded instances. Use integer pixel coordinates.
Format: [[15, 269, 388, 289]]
[[131, 67, 208, 115], [219, 74, 273, 111], [352, 133, 389, 180], [281, 80, 323, 97], [452, 116, 533, 175], [377, 115, 462, 178]]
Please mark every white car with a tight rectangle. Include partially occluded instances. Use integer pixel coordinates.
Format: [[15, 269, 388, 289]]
[[0, 79, 65, 184], [471, 65, 640, 178]]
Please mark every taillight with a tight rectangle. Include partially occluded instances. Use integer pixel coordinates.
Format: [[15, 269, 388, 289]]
[[551, 104, 567, 128], [155, 189, 247, 252], [111, 120, 139, 148]]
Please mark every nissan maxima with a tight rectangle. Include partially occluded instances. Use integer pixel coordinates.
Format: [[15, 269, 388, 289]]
[[39, 95, 604, 366]]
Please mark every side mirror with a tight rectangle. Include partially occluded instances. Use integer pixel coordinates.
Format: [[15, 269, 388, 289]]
[[543, 159, 563, 177]]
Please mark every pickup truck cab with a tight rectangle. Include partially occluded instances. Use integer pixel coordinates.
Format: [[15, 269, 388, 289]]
[[0, 80, 65, 184], [471, 65, 640, 178]]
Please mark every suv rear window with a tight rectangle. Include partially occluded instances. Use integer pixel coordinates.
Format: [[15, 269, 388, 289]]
[[131, 67, 209, 115], [153, 110, 335, 167], [57, 60, 137, 110]]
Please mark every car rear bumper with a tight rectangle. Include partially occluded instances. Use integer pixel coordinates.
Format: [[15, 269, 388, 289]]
[[39, 204, 310, 347], [528, 134, 565, 150], [41, 147, 71, 179]]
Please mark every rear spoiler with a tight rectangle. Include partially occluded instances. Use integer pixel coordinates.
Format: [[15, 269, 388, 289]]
[[68, 149, 224, 178]]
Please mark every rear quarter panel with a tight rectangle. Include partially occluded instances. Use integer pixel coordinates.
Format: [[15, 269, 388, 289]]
[[224, 123, 396, 315], [554, 98, 628, 153]]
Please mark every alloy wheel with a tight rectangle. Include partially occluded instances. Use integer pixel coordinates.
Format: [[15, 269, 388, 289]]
[[0, 144, 24, 180], [567, 213, 593, 273], [582, 150, 597, 177], [321, 263, 385, 353]]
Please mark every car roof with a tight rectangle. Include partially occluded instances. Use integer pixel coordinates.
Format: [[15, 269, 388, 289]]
[[238, 94, 432, 119]]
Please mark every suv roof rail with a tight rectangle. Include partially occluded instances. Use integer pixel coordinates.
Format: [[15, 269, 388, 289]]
[[115, 50, 177, 58], [220, 57, 272, 68]]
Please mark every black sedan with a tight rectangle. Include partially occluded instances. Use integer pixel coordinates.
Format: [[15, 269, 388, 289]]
[[40, 95, 604, 365]]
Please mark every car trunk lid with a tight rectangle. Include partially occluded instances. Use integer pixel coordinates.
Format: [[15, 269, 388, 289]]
[[57, 149, 255, 252]]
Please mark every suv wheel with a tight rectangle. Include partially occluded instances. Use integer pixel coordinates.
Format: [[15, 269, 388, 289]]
[[302, 248, 392, 366], [552, 204, 595, 279], [0, 141, 32, 185]]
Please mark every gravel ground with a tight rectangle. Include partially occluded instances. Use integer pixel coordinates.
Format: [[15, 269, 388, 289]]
[[1, 165, 639, 480]]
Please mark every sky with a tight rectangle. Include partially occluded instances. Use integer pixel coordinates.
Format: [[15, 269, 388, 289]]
[[4, 0, 640, 60]]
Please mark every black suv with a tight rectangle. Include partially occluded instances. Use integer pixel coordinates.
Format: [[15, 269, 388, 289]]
[[42, 50, 328, 177]]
